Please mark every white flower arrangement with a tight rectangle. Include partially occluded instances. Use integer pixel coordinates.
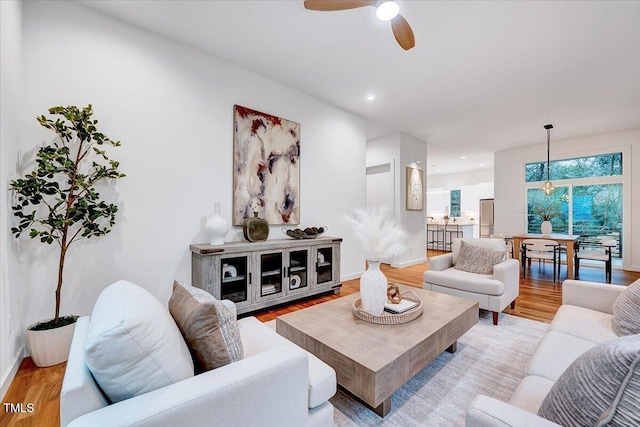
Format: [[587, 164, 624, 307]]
[[343, 206, 408, 262]]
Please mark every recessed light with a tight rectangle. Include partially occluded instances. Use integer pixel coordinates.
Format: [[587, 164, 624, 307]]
[[438, 169, 442, 172], [461, 156, 466, 160], [479, 163, 484, 167], [366, 95, 375, 101]]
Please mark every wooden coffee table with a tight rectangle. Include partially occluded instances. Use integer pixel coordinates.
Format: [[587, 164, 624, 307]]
[[276, 285, 478, 416]]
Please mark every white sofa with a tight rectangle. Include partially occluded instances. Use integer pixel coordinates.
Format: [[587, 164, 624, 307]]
[[424, 238, 520, 325], [466, 279, 629, 426], [60, 288, 336, 427]]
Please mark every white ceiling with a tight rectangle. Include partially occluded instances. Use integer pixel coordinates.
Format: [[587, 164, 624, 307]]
[[79, 0, 640, 176]]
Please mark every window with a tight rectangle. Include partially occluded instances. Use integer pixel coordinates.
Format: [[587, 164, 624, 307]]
[[525, 152, 623, 260], [525, 152, 622, 182], [450, 189, 461, 217]]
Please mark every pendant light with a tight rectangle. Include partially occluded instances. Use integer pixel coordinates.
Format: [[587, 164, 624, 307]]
[[541, 124, 555, 196]]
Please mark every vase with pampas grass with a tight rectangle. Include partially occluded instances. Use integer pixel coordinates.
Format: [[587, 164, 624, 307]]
[[343, 207, 408, 315]]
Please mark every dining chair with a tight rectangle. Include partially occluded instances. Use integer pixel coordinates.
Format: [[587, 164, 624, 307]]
[[521, 239, 560, 282], [491, 233, 514, 258], [574, 237, 617, 283]]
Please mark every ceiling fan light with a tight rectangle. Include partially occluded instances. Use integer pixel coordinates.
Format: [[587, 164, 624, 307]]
[[376, 1, 399, 21]]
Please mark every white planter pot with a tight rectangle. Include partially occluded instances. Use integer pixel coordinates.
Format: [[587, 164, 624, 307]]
[[27, 319, 76, 367], [541, 220, 553, 235], [360, 261, 388, 316]]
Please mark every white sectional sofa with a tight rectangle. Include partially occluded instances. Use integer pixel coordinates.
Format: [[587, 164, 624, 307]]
[[60, 281, 336, 427], [466, 279, 629, 426]]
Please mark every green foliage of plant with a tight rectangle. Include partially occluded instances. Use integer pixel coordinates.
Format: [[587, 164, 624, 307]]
[[9, 105, 125, 326]]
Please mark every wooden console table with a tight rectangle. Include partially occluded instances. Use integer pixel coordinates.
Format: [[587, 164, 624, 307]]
[[512, 233, 580, 279], [191, 237, 342, 315]]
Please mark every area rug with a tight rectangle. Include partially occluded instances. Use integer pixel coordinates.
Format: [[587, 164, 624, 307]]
[[331, 311, 548, 426]]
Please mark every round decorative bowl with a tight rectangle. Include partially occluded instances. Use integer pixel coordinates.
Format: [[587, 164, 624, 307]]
[[281, 226, 327, 239]]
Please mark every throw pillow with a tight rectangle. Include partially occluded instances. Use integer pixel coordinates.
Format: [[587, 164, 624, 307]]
[[538, 334, 640, 427], [169, 280, 244, 373], [454, 240, 506, 275], [85, 280, 194, 403], [613, 279, 640, 336], [452, 238, 505, 265]]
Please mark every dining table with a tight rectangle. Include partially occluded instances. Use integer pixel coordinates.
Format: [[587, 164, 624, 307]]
[[512, 233, 581, 279]]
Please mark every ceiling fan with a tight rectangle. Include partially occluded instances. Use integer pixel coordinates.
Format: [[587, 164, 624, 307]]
[[303, 0, 415, 50]]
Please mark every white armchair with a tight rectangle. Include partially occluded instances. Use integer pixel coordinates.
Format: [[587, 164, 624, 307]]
[[424, 238, 520, 325]]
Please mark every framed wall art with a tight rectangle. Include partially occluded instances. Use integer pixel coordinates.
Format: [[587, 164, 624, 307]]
[[406, 166, 424, 211], [233, 105, 300, 225]]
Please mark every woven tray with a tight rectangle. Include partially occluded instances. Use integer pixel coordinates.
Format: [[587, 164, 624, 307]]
[[352, 290, 423, 325]]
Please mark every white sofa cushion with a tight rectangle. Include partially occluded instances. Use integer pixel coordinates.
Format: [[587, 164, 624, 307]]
[[85, 280, 194, 403], [509, 375, 555, 414], [526, 331, 596, 381], [169, 280, 243, 373], [613, 279, 640, 336], [549, 304, 617, 344], [452, 238, 505, 265], [423, 268, 504, 295], [239, 317, 336, 409], [538, 334, 640, 426]]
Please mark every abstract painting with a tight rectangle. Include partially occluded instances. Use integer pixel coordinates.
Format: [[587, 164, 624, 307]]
[[406, 166, 423, 211], [233, 105, 300, 225]]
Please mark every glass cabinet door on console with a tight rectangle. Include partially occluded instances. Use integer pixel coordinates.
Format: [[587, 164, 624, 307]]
[[220, 255, 250, 304], [315, 246, 334, 286], [286, 249, 310, 294], [257, 251, 283, 301]]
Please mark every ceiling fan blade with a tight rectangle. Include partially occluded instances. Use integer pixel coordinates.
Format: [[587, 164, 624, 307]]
[[391, 14, 415, 50], [303, 0, 375, 11]]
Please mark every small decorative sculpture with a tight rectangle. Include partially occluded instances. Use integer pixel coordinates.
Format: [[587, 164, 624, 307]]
[[387, 283, 402, 304]]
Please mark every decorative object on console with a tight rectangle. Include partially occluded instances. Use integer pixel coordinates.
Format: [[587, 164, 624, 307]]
[[343, 206, 408, 315], [242, 211, 269, 242], [233, 105, 300, 226], [406, 166, 424, 211], [387, 283, 402, 304], [9, 105, 125, 367], [282, 226, 326, 239], [290, 275, 302, 289], [205, 201, 229, 245]]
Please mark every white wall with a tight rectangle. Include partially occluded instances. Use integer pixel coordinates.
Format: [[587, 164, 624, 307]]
[[494, 128, 640, 270], [427, 168, 494, 189], [366, 133, 427, 267], [0, 0, 25, 399], [14, 0, 367, 341], [398, 134, 427, 266]]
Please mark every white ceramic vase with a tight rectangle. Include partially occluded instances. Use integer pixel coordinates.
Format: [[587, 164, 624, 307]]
[[205, 202, 229, 245], [28, 320, 76, 367], [541, 220, 553, 235], [360, 261, 388, 316]]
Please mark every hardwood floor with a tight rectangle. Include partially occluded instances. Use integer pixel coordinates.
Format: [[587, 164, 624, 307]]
[[2, 251, 638, 427]]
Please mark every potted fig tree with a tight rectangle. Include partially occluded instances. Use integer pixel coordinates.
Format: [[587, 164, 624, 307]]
[[10, 105, 125, 367]]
